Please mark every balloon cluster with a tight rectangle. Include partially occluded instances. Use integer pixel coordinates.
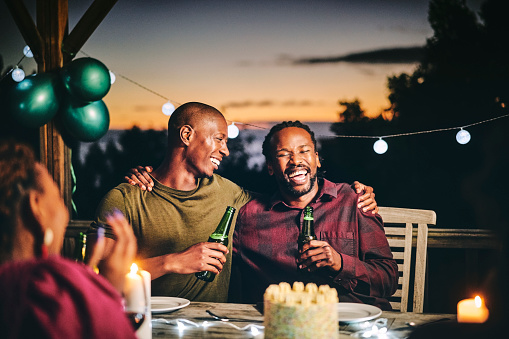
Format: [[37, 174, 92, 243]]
[[7, 57, 111, 142]]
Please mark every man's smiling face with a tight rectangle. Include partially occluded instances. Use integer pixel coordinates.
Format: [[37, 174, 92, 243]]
[[186, 115, 229, 179], [267, 127, 321, 198]]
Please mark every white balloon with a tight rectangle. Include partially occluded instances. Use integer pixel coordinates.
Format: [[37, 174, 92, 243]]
[[228, 123, 239, 138], [456, 129, 471, 144], [373, 139, 388, 154]]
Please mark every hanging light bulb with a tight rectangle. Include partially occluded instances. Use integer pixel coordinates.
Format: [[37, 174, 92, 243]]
[[373, 138, 388, 154], [109, 70, 116, 84], [456, 128, 471, 144], [23, 45, 33, 58], [11, 67, 25, 82], [228, 122, 239, 138], [162, 101, 175, 116]]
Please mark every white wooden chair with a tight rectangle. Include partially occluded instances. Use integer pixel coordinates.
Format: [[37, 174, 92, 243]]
[[378, 207, 436, 312]]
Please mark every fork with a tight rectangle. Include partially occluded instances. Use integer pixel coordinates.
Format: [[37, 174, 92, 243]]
[[206, 310, 262, 323]]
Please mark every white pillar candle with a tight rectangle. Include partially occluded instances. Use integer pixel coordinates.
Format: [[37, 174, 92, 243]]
[[124, 263, 145, 313], [457, 296, 489, 323], [137, 269, 152, 339]]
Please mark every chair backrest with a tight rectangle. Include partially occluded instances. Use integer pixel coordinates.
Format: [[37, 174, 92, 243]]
[[378, 207, 436, 313]]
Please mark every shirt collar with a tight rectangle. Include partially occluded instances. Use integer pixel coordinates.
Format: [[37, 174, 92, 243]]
[[268, 178, 338, 210]]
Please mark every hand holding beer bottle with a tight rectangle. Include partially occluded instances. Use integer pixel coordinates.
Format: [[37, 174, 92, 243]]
[[298, 206, 343, 272], [195, 206, 236, 282], [298, 206, 317, 251], [297, 206, 317, 273]]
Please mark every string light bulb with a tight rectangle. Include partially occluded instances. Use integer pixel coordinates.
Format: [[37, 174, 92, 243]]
[[228, 122, 239, 138], [456, 128, 471, 145], [162, 101, 175, 116], [23, 45, 33, 58], [11, 67, 25, 82], [109, 70, 116, 84], [373, 138, 388, 154]]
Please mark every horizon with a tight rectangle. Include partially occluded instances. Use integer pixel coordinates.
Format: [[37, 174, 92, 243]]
[[1, 0, 465, 130]]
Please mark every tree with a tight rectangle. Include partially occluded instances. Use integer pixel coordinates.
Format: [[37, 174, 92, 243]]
[[322, 0, 509, 228], [388, 0, 508, 129]]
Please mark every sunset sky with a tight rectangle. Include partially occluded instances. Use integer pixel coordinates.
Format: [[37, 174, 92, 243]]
[[1, 0, 483, 130]]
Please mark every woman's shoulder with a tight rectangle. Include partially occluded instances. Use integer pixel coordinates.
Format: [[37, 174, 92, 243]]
[[1, 256, 118, 296], [0, 256, 136, 339]]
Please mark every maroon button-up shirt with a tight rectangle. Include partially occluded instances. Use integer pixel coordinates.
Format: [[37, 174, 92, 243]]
[[231, 179, 398, 310]]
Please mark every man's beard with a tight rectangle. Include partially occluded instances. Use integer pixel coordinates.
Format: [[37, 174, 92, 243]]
[[277, 171, 318, 197]]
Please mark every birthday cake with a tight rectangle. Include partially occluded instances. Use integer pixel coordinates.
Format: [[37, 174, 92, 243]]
[[263, 282, 339, 339]]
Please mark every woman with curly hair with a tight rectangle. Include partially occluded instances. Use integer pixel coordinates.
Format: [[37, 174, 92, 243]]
[[0, 140, 138, 339]]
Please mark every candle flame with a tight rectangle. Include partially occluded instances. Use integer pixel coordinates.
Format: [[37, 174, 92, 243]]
[[475, 296, 482, 308], [130, 263, 138, 274]]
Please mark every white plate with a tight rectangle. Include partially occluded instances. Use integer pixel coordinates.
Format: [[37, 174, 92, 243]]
[[151, 297, 190, 314], [337, 303, 382, 323]]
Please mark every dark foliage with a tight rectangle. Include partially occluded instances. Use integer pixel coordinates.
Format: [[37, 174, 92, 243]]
[[71, 127, 168, 219], [324, 0, 509, 228]]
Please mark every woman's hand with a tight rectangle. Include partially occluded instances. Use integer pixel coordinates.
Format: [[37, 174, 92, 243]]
[[97, 210, 138, 292]]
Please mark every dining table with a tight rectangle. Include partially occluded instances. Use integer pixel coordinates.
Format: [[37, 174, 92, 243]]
[[150, 301, 456, 338]]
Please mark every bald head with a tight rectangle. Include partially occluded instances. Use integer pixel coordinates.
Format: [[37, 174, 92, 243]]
[[158, 102, 229, 182], [168, 102, 225, 139]]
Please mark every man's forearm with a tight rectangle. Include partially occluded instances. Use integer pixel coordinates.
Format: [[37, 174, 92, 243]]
[[92, 238, 175, 280], [137, 254, 175, 280]]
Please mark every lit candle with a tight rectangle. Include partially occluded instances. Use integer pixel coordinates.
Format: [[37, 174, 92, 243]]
[[124, 263, 145, 313], [137, 269, 152, 339], [457, 296, 489, 323]]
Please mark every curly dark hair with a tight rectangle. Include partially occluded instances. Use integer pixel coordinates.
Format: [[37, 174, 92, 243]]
[[261, 121, 318, 160], [0, 141, 39, 262]]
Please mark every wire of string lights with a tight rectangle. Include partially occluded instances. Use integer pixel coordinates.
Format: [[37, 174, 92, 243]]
[[5, 46, 508, 152]]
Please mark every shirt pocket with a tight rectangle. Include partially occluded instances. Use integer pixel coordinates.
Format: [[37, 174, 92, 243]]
[[318, 231, 356, 258]]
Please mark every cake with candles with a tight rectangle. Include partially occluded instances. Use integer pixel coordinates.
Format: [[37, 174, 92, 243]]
[[263, 282, 339, 339]]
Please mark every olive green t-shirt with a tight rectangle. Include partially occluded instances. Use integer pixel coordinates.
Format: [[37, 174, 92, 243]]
[[90, 174, 251, 302]]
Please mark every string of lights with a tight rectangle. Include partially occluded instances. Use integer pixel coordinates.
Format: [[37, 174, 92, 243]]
[[150, 316, 394, 338], [152, 318, 264, 337], [77, 50, 180, 116], [327, 112, 509, 154], [5, 45, 508, 155]]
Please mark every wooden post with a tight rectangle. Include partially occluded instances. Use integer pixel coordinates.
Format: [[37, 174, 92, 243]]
[[6, 0, 118, 217], [36, 0, 72, 214]]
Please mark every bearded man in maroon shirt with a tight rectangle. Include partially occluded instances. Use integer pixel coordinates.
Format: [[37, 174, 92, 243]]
[[230, 121, 398, 310]]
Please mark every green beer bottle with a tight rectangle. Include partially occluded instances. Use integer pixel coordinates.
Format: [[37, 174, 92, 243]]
[[74, 232, 87, 262], [195, 206, 236, 282], [298, 206, 317, 251]]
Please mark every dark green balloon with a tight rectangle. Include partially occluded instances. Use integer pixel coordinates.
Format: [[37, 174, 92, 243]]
[[61, 57, 111, 102], [60, 99, 110, 142], [8, 73, 60, 129]]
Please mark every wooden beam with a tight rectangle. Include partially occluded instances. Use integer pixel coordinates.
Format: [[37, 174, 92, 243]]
[[63, 0, 118, 62], [385, 228, 499, 249], [8, 0, 116, 216], [4, 0, 44, 63], [36, 0, 72, 213]]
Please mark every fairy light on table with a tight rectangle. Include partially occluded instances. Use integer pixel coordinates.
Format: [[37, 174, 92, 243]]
[[152, 317, 264, 336], [151, 316, 409, 338]]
